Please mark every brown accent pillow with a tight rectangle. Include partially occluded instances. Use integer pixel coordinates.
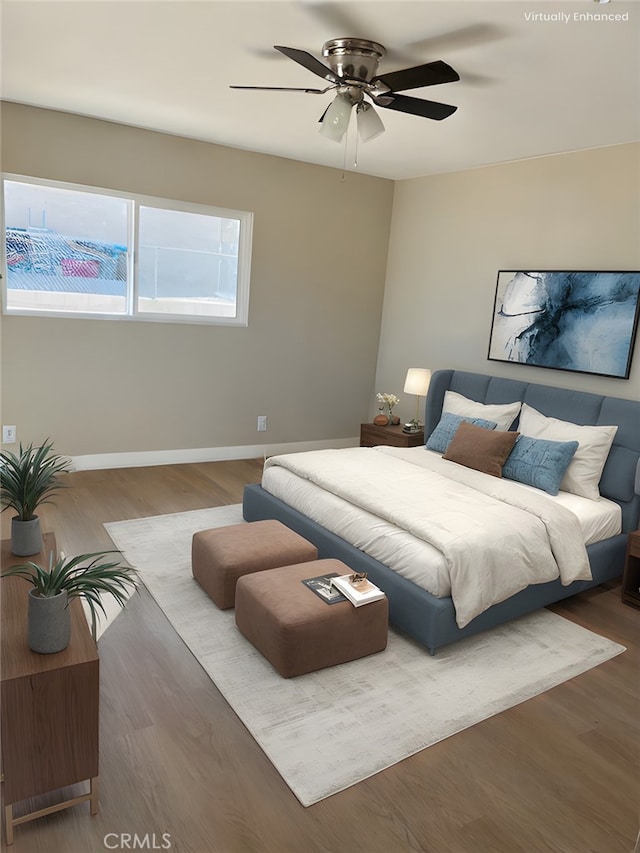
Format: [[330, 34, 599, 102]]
[[443, 421, 519, 478]]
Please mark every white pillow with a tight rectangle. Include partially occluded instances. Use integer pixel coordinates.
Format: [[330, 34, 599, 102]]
[[443, 391, 521, 431], [518, 403, 618, 501]]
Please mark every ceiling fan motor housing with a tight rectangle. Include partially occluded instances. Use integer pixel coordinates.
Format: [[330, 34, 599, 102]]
[[322, 38, 386, 83]]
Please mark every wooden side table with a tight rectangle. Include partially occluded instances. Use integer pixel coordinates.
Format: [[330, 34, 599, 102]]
[[1, 533, 100, 844], [621, 530, 640, 609], [360, 423, 425, 449]]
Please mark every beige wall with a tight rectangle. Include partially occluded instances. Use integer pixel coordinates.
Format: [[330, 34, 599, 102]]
[[376, 143, 640, 424], [2, 105, 638, 461], [0, 103, 394, 457]]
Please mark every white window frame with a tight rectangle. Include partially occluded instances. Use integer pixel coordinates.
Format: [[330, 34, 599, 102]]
[[1, 174, 253, 326]]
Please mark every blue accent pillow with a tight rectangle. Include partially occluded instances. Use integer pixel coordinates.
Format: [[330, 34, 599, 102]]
[[503, 435, 579, 495], [426, 413, 498, 454]]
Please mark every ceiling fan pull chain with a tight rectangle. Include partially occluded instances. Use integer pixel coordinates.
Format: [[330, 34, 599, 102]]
[[341, 126, 350, 181]]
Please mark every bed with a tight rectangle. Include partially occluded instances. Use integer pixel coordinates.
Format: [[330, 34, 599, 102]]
[[243, 370, 640, 654]]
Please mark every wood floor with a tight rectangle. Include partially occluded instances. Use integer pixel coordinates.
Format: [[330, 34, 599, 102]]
[[1, 460, 638, 853]]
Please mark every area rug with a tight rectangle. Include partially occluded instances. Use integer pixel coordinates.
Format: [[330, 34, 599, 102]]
[[104, 505, 625, 807]]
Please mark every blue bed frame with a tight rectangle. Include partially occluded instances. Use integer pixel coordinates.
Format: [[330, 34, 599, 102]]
[[243, 370, 640, 654]]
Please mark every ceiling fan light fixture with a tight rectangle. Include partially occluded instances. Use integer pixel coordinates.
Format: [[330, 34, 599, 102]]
[[356, 102, 385, 142], [319, 93, 353, 142]]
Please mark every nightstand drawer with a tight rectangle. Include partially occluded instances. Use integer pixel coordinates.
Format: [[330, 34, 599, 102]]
[[360, 423, 424, 449]]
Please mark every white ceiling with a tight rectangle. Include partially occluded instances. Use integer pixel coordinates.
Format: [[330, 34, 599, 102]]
[[2, 0, 639, 180]]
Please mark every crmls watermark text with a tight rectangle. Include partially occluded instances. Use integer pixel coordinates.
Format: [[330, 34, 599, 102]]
[[104, 833, 172, 850]]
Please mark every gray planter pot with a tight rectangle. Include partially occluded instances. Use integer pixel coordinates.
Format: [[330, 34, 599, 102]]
[[11, 515, 43, 556], [28, 589, 71, 654]]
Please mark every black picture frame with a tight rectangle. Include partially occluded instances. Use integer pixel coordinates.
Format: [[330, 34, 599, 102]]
[[487, 270, 640, 379]]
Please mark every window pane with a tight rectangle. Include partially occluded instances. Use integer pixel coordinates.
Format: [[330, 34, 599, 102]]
[[4, 181, 129, 314], [2, 178, 251, 325], [137, 206, 239, 318]]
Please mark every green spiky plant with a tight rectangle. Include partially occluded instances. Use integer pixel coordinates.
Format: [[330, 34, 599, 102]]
[[0, 440, 72, 521], [2, 551, 138, 640]]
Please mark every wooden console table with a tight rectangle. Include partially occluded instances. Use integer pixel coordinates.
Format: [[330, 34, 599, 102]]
[[1, 533, 99, 844]]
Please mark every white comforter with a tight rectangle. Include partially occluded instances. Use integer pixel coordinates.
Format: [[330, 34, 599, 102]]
[[263, 447, 592, 628]]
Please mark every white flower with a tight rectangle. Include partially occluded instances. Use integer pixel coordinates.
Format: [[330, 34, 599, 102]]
[[376, 392, 400, 410]]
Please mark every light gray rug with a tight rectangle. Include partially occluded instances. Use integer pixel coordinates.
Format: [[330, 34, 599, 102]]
[[104, 505, 625, 807]]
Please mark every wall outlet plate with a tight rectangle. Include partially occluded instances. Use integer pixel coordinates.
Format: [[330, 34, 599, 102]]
[[2, 425, 17, 443]]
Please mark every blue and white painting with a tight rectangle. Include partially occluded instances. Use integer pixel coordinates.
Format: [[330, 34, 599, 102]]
[[488, 271, 640, 378]]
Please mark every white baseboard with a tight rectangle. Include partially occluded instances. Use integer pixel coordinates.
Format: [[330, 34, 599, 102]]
[[70, 437, 360, 471]]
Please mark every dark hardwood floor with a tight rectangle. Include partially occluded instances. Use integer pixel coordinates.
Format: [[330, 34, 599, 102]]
[[1, 460, 638, 853]]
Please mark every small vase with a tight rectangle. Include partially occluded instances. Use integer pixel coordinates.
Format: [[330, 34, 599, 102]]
[[28, 589, 71, 654], [11, 515, 43, 556]]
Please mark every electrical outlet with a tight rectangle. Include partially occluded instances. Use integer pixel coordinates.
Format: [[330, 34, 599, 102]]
[[3, 425, 17, 443], [257, 415, 268, 432]]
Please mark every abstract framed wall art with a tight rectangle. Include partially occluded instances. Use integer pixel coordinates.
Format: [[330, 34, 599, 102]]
[[488, 271, 640, 379]]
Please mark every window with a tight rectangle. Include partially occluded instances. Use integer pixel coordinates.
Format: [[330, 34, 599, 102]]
[[2, 176, 252, 325]]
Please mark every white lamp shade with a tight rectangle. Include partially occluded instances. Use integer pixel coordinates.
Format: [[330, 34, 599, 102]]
[[404, 368, 432, 397], [356, 102, 385, 142], [319, 94, 353, 142]]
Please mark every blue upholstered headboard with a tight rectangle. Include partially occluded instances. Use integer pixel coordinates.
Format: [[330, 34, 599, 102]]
[[425, 370, 640, 533]]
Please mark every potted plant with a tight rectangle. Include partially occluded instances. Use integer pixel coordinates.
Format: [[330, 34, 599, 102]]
[[1, 550, 138, 652], [0, 440, 71, 556]]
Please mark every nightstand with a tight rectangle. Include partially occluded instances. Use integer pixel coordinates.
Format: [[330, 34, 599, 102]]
[[622, 530, 640, 609], [360, 423, 425, 449]]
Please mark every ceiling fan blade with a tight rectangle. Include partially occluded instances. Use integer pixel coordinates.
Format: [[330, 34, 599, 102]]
[[373, 60, 459, 93], [373, 93, 457, 121], [274, 45, 339, 84], [404, 23, 507, 57], [298, 2, 366, 38], [230, 85, 330, 94]]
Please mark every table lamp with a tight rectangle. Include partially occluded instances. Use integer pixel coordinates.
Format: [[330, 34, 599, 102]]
[[403, 368, 432, 429]]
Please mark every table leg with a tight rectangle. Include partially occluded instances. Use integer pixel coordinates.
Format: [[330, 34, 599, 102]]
[[90, 776, 99, 815], [4, 803, 14, 846]]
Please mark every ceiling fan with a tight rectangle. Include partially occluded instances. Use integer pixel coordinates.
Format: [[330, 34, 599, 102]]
[[230, 38, 459, 143]]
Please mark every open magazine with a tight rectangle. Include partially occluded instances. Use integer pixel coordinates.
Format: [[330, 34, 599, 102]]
[[301, 572, 348, 604]]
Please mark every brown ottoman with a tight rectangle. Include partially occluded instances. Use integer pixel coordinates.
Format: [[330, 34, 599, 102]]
[[192, 519, 317, 609], [235, 559, 389, 678]]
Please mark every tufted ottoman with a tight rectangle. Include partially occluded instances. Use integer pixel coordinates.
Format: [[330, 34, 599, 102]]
[[192, 519, 317, 609], [235, 559, 389, 678]]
